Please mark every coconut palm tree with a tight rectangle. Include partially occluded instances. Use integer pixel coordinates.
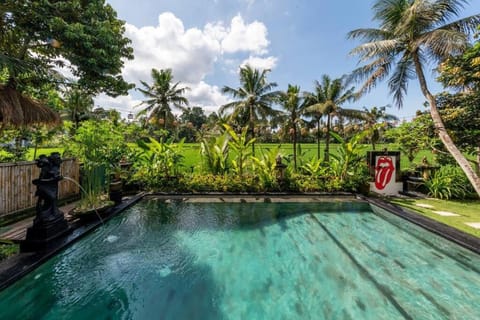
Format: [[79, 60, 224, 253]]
[[278, 84, 306, 170], [361, 105, 398, 150], [348, 0, 480, 196], [62, 88, 94, 131], [305, 75, 365, 162], [220, 65, 280, 156], [137, 68, 189, 130]]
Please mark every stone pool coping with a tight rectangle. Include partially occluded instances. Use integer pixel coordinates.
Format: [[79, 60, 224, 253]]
[[1, 192, 478, 291], [363, 196, 480, 255]]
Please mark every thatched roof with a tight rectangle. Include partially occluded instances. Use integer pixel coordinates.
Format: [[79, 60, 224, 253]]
[[0, 85, 60, 127]]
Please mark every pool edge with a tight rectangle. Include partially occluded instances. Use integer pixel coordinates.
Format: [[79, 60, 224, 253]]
[[363, 196, 480, 255], [0, 193, 145, 291]]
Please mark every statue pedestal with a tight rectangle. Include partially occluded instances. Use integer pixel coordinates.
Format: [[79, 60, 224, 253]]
[[20, 215, 70, 252]]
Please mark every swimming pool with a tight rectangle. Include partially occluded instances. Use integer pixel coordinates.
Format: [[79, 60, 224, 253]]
[[0, 198, 478, 319]]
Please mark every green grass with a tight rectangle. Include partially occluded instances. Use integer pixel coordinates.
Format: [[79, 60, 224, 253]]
[[26, 143, 434, 172], [389, 197, 480, 238], [0, 241, 19, 262], [25, 147, 64, 161]]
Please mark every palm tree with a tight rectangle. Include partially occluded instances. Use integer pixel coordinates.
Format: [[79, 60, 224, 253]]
[[305, 75, 365, 162], [348, 0, 480, 196], [62, 88, 94, 132], [137, 68, 189, 129], [220, 65, 280, 156], [362, 105, 398, 150], [278, 84, 306, 170]]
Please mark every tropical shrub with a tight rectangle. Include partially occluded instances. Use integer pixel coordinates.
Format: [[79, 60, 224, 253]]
[[300, 157, 330, 176], [251, 146, 282, 190], [0, 150, 15, 162], [186, 174, 260, 193], [64, 120, 127, 167], [131, 138, 185, 190], [225, 125, 254, 177], [200, 132, 230, 175], [329, 131, 368, 181], [424, 165, 474, 199], [64, 120, 128, 209]]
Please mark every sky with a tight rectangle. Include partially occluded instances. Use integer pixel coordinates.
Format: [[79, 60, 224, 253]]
[[98, 0, 480, 121]]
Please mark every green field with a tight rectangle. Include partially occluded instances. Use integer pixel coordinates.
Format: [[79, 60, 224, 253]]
[[30, 143, 434, 172]]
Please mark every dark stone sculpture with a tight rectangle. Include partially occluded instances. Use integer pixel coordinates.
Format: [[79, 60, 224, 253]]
[[21, 152, 70, 252]]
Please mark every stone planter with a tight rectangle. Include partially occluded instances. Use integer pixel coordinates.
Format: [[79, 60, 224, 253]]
[[109, 180, 123, 204]]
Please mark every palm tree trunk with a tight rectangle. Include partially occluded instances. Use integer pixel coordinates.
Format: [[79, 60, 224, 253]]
[[413, 54, 480, 197], [476, 143, 480, 176], [316, 118, 321, 160], [293, 125, 297, 170], [249, 104, 255, 156], [324, 115, 331, 162]]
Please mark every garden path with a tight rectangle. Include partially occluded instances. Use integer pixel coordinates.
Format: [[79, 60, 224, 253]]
[[0, 203, 78, 242]]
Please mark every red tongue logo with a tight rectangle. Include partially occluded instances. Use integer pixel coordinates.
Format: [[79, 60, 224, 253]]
[[375, 156, 394, 190]]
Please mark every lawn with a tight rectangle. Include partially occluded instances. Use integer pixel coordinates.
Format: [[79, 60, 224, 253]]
[[389, 197, 480, 238], [25, 147, 64, 161]]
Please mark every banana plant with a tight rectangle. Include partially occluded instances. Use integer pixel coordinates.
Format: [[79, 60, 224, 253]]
[[300, 157, 329, 176], [224, 124, 255, 177], [251, 145, 282, 189], [200, 133, 230, 175], [136, 137, 185, 179], [329, 130, 368, 181]]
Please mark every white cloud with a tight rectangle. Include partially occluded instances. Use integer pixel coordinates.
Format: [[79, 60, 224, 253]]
[[241, 55, 278, 70], [123, 12, 220, 84], [221, 15, 269, 54], [94, 93, 142, 118], [186, 81, 231, 114], [100, 12, 275, 117]]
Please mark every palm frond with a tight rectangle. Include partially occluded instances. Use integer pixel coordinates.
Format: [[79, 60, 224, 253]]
[[388, 54, 415, 108], [349, 39, 400, 62]]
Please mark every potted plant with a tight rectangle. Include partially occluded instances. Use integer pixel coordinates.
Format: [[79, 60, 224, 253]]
[[70, 164, 114, 221]]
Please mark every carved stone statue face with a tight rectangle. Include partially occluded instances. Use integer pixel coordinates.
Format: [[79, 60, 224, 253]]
[[49, 152, 62, 166], [37, 155, 50, 168]]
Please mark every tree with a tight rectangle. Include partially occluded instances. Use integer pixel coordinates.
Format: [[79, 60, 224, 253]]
[[348, 0, 480, 197], [304, 75, 365, 162], [137, 68, 189, 130], [437, 34, 480, 173], [1, 1, 133, 127], [361, 105, 398, 150], [384, 114, 435, 165], [220, 65, 280, 156], [180, 106, 207, 129], [438, 26, 480, 91], [278, 84, 306, 170], [1, 0, 133, 96], [62, 88, 94, 132]]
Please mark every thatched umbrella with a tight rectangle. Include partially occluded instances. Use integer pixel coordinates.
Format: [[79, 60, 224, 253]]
[[0, 84, 60, 127]]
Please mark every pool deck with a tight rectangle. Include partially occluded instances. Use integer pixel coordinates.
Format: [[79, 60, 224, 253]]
[[1, 193, 479, 292]]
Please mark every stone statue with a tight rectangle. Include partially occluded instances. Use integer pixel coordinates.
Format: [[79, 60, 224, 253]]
[[32, 152, 63, 223], [21, 152, 69, 251]]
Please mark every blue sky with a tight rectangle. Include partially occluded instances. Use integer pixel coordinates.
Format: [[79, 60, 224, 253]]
[[100, 0, 480, 121]]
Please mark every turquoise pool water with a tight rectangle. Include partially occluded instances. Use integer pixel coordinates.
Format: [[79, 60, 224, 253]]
[[0, 200, 479, 319]]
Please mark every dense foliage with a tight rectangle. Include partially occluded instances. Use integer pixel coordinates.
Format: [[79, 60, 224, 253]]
[[1, 0, 133, 95]]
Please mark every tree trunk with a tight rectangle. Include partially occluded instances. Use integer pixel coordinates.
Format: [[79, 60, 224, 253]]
[[249, 104, 255, 156], [476, 143, 480, 176], [413, 54, 480, 197], [324, 115, 331, 162], [316, 118, 321, 160], [293, 125, 297, 170]]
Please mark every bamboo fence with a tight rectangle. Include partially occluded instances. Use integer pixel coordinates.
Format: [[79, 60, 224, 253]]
[[0, 158, 80, 218]]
